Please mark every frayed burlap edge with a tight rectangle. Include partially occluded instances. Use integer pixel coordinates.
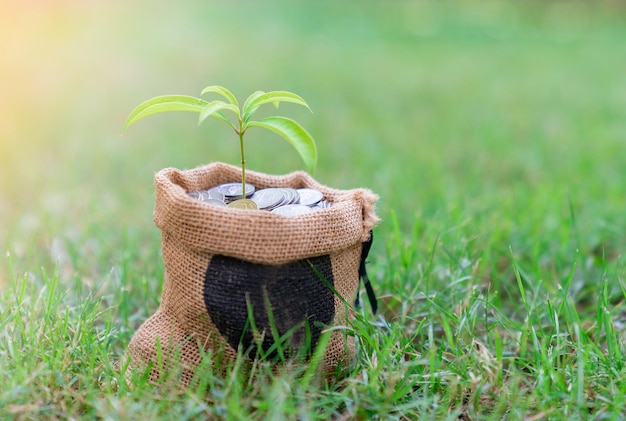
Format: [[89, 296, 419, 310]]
[[153, 162, 380, 264]]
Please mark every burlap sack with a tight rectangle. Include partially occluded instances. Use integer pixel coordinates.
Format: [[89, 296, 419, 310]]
[[127, 162, 379, 386]]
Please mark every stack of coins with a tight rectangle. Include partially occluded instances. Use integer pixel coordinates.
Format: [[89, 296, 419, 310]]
[[187, 183, 332, 216], [186, 189, 227, 208], [209, 183, 255, 203], [249, 188, 288, 211]]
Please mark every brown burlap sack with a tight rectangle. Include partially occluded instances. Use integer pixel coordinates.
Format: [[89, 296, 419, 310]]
[[126, 162, 379, 386]]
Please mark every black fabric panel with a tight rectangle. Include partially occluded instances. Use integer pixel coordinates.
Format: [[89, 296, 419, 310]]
[[203, 255, 335, 360]]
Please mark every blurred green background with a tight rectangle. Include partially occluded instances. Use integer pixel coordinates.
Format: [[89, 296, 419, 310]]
[[2, 3, 626, 416], [1, 1, 625, 288]]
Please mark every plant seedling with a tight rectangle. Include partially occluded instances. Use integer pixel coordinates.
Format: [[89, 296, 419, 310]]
[[123, 86, 317, 208]]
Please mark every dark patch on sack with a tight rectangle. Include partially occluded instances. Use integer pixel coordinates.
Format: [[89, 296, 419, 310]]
[[203, 255, 335, 359]]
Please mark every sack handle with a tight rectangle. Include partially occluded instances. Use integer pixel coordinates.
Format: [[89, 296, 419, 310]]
[[355, 230, 377, 314]]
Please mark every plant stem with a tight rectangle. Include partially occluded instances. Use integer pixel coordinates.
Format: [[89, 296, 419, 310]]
[[238, 127, 246, 199]]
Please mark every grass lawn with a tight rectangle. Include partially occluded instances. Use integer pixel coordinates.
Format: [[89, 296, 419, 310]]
[[1, 1, 626, 419]]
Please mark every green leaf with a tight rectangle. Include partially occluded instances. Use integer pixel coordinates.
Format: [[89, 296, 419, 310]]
[[123, 95, 207, 130], [198, 100, 240, 129], [247, 116, 317, 174], [200, 85, 239, 108], [242, 91, 312, 123], [241, 90, 265, 122]]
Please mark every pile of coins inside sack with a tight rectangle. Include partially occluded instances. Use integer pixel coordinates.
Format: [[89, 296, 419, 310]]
[[187, 183, 332, 216]]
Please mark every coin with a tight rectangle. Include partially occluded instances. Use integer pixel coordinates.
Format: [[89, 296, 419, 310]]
[[187, 191, 202, 200], [311, 200, 332, 210], [319, 200, 332, 208], [296, 188, 323, 207], [216, 183, 256, 199], [251, 188, 285, 210], [188, 188, 225, 202], [227, 198, 259, 210], [190, 185, 331, 213], [271, 204, 313, 216], [280, 188, 299, 206], [206, 188, 225, 202]]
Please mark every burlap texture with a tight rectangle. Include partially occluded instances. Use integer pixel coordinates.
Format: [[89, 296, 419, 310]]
[[127, 162, 379, 386]]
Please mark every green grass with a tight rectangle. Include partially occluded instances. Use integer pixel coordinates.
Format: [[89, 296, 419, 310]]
[[1, 0, 626, 419]]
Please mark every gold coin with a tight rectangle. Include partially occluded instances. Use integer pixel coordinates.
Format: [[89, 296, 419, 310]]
[[227, 199, 259, 210]]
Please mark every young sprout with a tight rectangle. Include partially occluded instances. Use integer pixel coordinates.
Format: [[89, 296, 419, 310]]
[[123, 86, 317, 206]]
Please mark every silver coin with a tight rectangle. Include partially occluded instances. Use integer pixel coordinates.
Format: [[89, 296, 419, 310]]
[[296, 188, 323, 207], [269, 188, 292, 209], [188, 190, 212, 202], [271, 204, 313, 217], [251, 188, 285, 210], [281, 188, 299, 205], [206, 188, 225, 202], [311, 200, 332, 211], [319, 200, 332, 208], [187, 190, 202, 200], [215, 182, 256, 198]]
